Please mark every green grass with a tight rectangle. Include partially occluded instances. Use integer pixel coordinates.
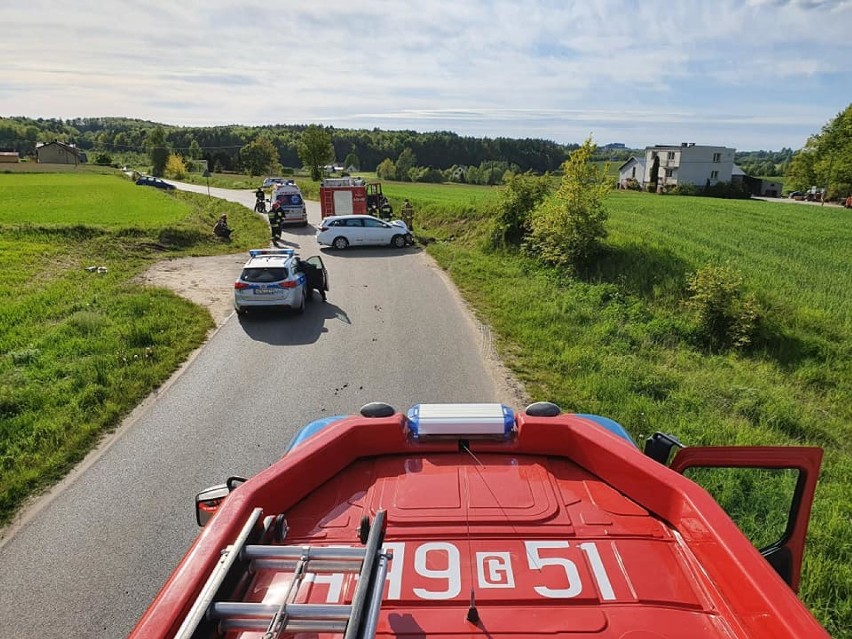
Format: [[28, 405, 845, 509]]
[[0, 173, 270, 525], [420, 188, 851, 637], [0, 173, 190, 227], [1, 173, 848, 634]]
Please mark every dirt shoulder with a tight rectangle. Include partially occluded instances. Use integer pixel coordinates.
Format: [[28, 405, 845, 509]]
[[137, 253, 246, 327]]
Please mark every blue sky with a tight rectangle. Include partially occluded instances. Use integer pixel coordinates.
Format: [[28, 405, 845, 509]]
[[1, 0, 850, 151]]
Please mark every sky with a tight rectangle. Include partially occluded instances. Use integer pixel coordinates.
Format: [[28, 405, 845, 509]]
[[1, 0, 851, 152]]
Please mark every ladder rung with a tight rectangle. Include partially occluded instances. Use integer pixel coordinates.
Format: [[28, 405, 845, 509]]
[[249, 559, 368, 573], [243, 544, 369, 575], [211, 601, 352, 621], [243, 546, 368, 562], [219, 618, 348, 633]]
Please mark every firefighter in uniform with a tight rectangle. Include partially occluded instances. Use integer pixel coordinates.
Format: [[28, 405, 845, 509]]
[[401, 199, 415, 233], [268, 202, 283, 243], [255, 187, 266, 213], [379, 196, 393, 221]]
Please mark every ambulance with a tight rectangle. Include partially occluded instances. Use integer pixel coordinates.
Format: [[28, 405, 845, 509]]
[[270, 180, 308, 226]]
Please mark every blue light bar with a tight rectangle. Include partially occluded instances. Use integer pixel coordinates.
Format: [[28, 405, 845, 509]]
[[249, 248, 295, 258], [406, 403, 515, 439]]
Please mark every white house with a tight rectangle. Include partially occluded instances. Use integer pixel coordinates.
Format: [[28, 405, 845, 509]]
[[617, 156, 646, 188], [643, 143, 735, 190]]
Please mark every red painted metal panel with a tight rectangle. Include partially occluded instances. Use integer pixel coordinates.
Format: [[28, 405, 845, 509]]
[[670, 445, 823, 593], [130, 412, 829, 638]]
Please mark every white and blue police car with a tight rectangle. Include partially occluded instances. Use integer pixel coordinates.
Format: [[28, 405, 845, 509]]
[[234, 249, 327, 316]]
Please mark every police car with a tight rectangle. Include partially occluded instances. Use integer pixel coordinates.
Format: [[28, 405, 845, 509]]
[[233, 249, 328, 316]]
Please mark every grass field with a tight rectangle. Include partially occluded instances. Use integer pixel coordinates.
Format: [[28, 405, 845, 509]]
[[0, 173, 190, 226], [420, 189, 851, 636], [0, 173, 270, 527]]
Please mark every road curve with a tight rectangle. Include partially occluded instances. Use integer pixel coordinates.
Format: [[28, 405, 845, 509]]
[[0, 182, 524, 638]]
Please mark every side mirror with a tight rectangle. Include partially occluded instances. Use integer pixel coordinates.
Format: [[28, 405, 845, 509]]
[[194, 476, 246, 527], [644, 431, 685, 464]]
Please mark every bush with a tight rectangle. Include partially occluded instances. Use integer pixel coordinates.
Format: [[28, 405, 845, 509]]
[[489, 172, 552, 249], [525, 138, 611, 270], [702, 181, 752, 199], [164, 154, 187, 180], [671, 183, 699, 196], [687, 263, 761, 350], [411, 166, 444, 183]]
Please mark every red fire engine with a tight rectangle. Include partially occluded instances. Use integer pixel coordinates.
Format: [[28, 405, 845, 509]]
[[320, 177, 392, 219]]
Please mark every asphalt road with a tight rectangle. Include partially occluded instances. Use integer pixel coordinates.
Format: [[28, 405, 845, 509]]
[[0, 183, 520, 638]]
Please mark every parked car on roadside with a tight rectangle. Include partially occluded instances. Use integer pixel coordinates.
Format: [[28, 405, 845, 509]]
[[787, 190, 804, 199], [233, 249, 328, 317], [136, 176, 176, 191], [316, 214, 413, 250]]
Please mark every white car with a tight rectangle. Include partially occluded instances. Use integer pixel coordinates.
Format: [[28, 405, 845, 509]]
[[234, 249, 328, 316], [316, 214, 413, 250]]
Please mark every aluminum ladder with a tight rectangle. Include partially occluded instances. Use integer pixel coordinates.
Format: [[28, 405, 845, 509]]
[[175, 509, 391, 639]]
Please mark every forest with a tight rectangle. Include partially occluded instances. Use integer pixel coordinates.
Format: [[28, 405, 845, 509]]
[[0, 116, 793, 177], [0, 116, 574, 175], [3, 104, 850, 195]]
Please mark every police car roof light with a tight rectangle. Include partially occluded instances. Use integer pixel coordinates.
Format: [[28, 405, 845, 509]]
[[249, 248, 295, 258], [406, 403, 515, 439]]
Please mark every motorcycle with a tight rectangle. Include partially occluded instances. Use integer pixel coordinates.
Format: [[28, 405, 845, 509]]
[[255, 198, 267, 214]]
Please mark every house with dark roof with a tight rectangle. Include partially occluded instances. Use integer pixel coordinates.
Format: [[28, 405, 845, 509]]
[[36, 141, 86, 165], [617, 156, 646, 188]]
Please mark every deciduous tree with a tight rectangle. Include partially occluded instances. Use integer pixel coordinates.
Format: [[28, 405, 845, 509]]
[[396, 148, 416, 182], [376, 158, 396, 180], [525, 137, 611, 270], [343, 152, 360, 171], [188, 139, 203, 160], [298, 125, 334, 181], [239, 136, 278, 177], [147, 126, 169, 177], [787, 103, 852, 198], [164, 153, 187, 180]]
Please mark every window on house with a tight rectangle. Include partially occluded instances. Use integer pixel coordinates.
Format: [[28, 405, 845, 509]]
[[667, 152, 675, 160], [711, 170, 719, 179], [713, 153, 721, 163], [631, 167, 636, 177], [664, 168, 673, 178]]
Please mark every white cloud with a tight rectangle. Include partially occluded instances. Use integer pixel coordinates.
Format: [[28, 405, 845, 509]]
[[0, 0, 849, 149]]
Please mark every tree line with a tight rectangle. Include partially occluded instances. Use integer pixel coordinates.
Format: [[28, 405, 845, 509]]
[[0, 116, 575, 176], [785, 103, 852, 199], [3, 107, 849, 195]]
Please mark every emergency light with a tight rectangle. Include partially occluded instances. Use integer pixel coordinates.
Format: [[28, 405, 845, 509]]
[[249, 248, 295, 258], [406, 403, 515, 439]]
